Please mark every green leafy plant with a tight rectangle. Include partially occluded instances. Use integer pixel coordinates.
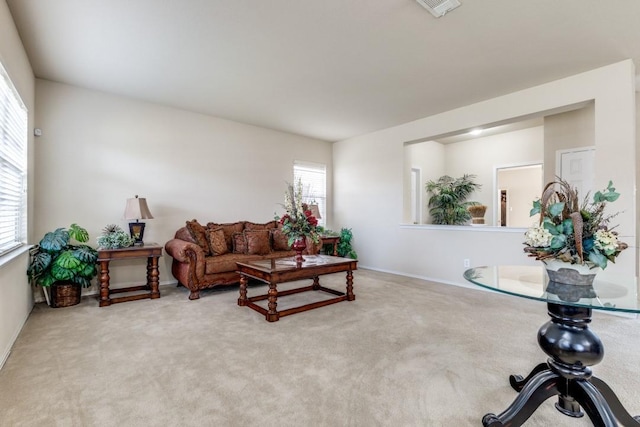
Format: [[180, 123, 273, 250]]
[[425, 174, 482, 225], [97, 224, 134, 249], [27, 223, 99, 288], [523, 179, 627, 269], [337, 228, 357, 259]]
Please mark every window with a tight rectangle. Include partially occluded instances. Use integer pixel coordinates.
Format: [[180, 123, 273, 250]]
[[0, 62, 28, 256], [293, 161, 326, 227]]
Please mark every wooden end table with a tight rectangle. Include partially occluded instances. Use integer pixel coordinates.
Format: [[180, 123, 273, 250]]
[[320, 235, 340, 256], [97, 243, 162, 307]]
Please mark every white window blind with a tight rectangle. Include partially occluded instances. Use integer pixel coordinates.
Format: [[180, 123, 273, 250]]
[[293, 161, 326, 227], [0, 62, 28, 256]]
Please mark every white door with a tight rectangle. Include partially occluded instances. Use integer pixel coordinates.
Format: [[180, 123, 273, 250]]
[[558, 148, 595, 197]]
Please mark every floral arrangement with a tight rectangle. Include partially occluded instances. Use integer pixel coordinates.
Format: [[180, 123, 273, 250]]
[[97, 224, 134, 249], [275, 180, 320, 246], [523, 178, 627, 269]]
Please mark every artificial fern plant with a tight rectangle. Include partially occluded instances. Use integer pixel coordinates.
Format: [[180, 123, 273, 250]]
[[337, 228, 358, 259], [425, 174, 482, 225], [27, 223, 99, 288]]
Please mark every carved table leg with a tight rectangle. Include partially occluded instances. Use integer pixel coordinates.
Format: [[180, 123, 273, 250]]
[[346, 269, 355, 301], [237, 274, 248, 306], [483, 370, 559, 427], [312, 276, 320, 290], [510, 362, 549, 391], [584, 377, 640, 425], [266, 282, 279, 322], [99, 260, 111, 307], [484, 302, 639, 426], [148, 256, 160, 299]]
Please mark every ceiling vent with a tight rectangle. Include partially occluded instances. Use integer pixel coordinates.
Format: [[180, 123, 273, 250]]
[[416, 0, 461, 18]]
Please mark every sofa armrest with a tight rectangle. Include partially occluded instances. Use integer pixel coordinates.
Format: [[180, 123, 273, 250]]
[[165, 238, 202, 262], [165, 239, 206, 281]]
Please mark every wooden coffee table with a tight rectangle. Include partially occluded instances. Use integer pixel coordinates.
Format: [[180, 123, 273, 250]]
[[236, 255, 357, 322]]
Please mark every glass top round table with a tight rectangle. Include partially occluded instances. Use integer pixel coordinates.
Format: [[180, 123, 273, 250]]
[[464, 265, 640, 314], [463, 265, 640, 426]]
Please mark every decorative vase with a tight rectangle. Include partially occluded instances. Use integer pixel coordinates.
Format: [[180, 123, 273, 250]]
[[545, 280, 597, 302], [543, 259, 600, 286], [292, 237, 306, 264]]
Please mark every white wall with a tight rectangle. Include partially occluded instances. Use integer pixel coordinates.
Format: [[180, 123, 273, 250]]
[[34, 80, 333, 293], [334, 60, 637, 286], [403, 141, 445, 223], [544, 103, 595, 183], [0, 0, 36, 369]]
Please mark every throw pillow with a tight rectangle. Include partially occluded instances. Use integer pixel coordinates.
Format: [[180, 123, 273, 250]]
[[244, 220, 277, 231], [271, 228, 291, 251], [206, 227, 228, 256], [244, 229, 271, 255], [215, 222, 245, 252], [232, 232, 247, 254], [185, 219, 211, 255]]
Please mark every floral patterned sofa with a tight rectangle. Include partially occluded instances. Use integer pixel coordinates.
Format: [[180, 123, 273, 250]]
[[164, 219, 321, 300]]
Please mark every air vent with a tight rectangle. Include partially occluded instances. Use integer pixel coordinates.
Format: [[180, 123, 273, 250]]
[[416, 0, 461, 18]]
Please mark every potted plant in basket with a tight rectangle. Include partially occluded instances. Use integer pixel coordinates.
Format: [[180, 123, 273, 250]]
[[27, 223, 99, 307], [523, 178, 627, 285]]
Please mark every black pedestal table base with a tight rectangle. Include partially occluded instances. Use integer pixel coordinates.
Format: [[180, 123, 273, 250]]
[[483, 303, 640, 427]]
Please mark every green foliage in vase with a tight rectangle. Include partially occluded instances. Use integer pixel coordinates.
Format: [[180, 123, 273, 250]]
[[27, 224, 99, 288], [97, 224, 134, 249], [425, 174, 481, 225]]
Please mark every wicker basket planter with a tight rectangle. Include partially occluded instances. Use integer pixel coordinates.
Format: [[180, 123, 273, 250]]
[[50, 281, 82, 308], [468, 204, 487, 225]]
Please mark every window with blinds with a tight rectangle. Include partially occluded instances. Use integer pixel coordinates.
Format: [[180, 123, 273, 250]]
[[293, 161, 326, 227], [0, 62, 28, 256]]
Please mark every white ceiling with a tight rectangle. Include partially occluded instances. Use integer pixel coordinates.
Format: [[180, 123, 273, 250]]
[[6, 0, 640, 142]]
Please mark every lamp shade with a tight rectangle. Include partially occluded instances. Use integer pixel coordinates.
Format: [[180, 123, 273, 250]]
[[309, 204, 321, 220], [124, 195, 154, 220]]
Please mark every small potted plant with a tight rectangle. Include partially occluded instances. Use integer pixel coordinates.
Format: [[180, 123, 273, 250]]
[[27, 223, 99, 307], [97, 224, 134, 249], [336, 227, 358, 259]]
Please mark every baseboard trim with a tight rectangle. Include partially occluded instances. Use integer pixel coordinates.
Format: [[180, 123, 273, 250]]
[[357, 264, 478, 291], [0, 305, 32, 371]]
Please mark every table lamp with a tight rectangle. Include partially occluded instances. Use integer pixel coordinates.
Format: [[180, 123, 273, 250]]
[[309, 204, 321, 220], [124, 195, 154, 246]]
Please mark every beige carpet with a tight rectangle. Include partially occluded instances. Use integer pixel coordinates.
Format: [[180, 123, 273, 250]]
[[1, 269, 639, 426]]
